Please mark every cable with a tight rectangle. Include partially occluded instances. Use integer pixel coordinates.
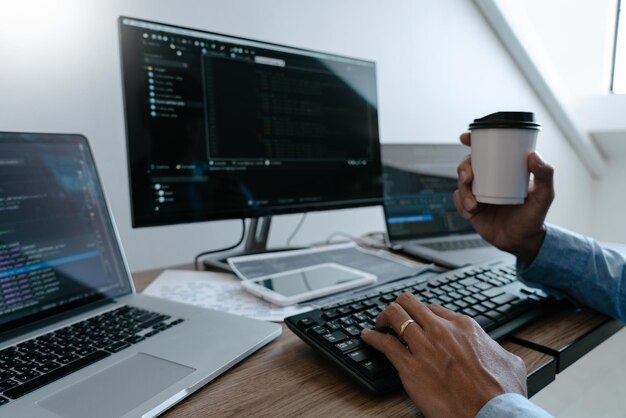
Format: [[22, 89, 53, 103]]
[[285, 213, 307, 247], [194, 219, 246, 270], [321, 230, 388, 249]]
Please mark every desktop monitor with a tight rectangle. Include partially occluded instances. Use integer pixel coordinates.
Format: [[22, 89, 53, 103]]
[[118, 17, 383, 259]]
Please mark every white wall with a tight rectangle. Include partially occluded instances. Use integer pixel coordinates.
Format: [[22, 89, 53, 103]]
[[495, 0, 626, 244], [497, 0, 617, 102], [0, 0, 594, 271]]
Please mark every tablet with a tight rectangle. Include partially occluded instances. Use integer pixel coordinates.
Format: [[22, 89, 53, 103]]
[[240, 263, 376, 306]]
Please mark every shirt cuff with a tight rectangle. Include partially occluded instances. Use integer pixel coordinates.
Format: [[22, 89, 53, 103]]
[[475, 393, 554, 418], [516, 224, 590, 297]]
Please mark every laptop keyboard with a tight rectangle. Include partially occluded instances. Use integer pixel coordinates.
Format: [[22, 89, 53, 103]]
[[0, 305, 183, 405], [420, 238, 489, 251], [285, 262, 552, 393]]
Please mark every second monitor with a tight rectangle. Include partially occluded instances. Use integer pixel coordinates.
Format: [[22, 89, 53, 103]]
[[119, 17, 383, 262]]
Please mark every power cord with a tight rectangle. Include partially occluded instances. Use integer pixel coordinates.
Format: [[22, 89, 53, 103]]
[[194, 219, 246, 270], [285, 213, 307, 247], [321, 231, 388, 249]]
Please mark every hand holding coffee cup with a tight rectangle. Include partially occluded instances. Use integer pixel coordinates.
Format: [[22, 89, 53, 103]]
[[454, 119, 554, 264], [469, 112, 541, 205]]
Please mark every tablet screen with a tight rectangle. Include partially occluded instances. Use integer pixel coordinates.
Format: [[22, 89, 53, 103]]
[[254, 265, 366, 297]]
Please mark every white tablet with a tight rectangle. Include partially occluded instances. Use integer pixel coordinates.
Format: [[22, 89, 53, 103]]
[[240, 263, 377, 306]]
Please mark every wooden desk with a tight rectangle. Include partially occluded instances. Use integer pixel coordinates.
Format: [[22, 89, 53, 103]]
[[132, 266, 622, 417]]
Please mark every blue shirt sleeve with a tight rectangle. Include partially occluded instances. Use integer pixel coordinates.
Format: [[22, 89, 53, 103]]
[[475, 394, 554, 418], [517, 224, 626, 322], [476, 224, 626, 418]]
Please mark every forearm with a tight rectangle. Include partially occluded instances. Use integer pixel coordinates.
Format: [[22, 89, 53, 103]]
[[475, 394, 553, 418], [518, 224, 626, 321]]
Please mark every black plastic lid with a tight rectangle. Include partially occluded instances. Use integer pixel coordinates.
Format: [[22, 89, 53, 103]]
[[469, 111, 541, 130]]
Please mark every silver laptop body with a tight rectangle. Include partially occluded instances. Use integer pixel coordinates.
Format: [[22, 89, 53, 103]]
[[0, 133, 281, 418], [382, 143, 513, 268]]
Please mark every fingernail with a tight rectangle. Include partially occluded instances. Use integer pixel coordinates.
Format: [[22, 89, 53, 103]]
[[463, 197, 474, 211], [459, 170, 467, 183], [535, 152, 545, 168], [361, 328, 371, 337]]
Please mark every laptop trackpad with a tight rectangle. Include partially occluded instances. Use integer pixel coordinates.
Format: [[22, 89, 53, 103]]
[[39, 353, 195, 418]]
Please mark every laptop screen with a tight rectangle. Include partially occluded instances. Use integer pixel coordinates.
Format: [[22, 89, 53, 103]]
[[382, 143, 475, 241], [0, 133, 132, 334]]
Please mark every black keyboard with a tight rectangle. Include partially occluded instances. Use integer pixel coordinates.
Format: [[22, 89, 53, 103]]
[[421, 238, 489, 251], [0, 305, 184, 405], [285, 260, 554, 393]]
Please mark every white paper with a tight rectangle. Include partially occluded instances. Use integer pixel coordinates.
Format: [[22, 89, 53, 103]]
[[142, 269, 312, 322]]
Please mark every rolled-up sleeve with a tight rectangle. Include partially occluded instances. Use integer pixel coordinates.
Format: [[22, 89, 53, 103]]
[[518, 224, 626, 322], [476, 394, 554, 418]]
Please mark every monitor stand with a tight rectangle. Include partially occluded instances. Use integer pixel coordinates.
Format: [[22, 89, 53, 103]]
[[202, 216, 303, 272]]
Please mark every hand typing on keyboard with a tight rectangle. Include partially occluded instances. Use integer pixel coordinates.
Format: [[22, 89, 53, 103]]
[[361, 293, 527, 418]]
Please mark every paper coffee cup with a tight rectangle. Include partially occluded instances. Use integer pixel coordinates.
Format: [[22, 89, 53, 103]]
[[469, 112, 541, 205]]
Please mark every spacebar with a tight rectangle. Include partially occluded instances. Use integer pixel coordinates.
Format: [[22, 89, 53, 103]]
[[4, 350, 111, 399]]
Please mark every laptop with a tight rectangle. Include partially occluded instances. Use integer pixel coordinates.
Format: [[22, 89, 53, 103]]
[[382, 143, 513, 268], [0, 132, 281, 417]]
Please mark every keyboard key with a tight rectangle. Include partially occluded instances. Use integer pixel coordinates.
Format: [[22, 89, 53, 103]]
[[482, 288, 504, 298], [489, 278, 506, 287], [465, 296, 479, 305], [322, 310, 340, 320], [459, 277, 480, 286], [347, 348, 376, 364], [125, 335, 146, 344], [462, 308, 479, 317], [35, 362, 61, 374], [339, 317, 356, 327], [0, 380, 18, 392], [365, 308, 380, 319], [139, 315, 170, 329], [343, 326, 362, 337], [322, 331, 348, 345], [430, 288, 445, 297], [104, 342, 131, 353], [491, 294, 519, 306], [297, 318, 317, 328], [349, 303, 365, 311], [15, 370, 41, 383], [0, 371, 15, 382], [448, 292, 463, 300], [472, 292, 487, 301], [439, 295, 453, 304], [335, 339, 361, 353], [360, 359, 394, 379], [361, 300, 377, 309], [380, 294, 396, 303], [307, 326, 329, 337], [337, 307, 353, 316], [453, 300, 469, 309], [443, 303, 460, 312], [472, 304, 487, 314], [326, 321, 342, 331], [12, 363, 34, 374], [475, 282, 493, 291], [75, 347, 97, 357], [353, 312, 368, 323]]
